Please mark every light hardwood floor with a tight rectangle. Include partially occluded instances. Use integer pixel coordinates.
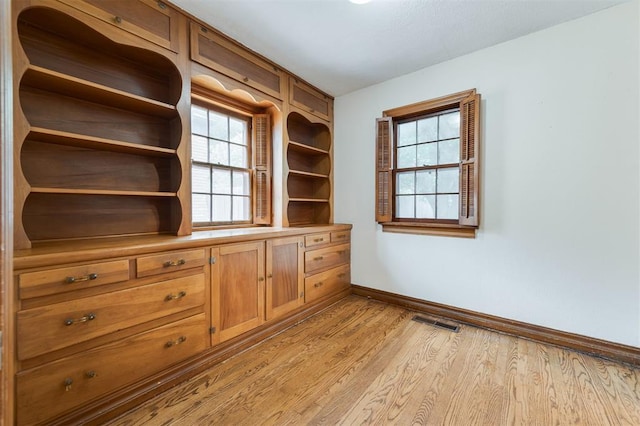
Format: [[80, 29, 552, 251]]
[[110, 296, 640, 425]]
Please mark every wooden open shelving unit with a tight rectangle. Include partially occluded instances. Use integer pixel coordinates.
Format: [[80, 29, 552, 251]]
[[15, 6, 185, 248], [286, 111, 332, 226]]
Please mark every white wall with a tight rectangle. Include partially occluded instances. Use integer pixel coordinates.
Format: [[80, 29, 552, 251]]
[[334, 0, 640, 346]]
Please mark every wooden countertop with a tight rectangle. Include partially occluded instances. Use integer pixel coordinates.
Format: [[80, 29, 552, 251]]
[[14, 224, 352, 270]]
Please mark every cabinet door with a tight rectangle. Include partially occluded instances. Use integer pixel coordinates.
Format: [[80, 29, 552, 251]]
[[59, 0, 181, 52], [266, 236, 303, 321], [211, 241, 265, 344]]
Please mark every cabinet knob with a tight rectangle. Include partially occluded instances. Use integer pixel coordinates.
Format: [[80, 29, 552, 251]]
[[85, 370, 97, 379], [113, 16, 122, 24], [63, 378, 73, 392], [314, 281, 323, 288], [267, 273, 273, 279], [165, 291, 187, 301], [258, 277, 265, 282], [165, 336, 187, 348], [64, 313, 96, 326], [65, 273, 98, 284], [163, 259, 186, 268]]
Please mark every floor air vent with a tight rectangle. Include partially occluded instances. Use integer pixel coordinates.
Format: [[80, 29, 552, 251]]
[[412, 315, 460, 333]]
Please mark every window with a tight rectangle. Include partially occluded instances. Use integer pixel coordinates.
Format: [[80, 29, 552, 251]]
[[376, 89, 480, 237], [191, 96, 272, 227]]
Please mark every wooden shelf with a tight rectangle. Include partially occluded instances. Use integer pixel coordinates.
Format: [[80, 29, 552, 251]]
[[22, 66, 177, 118], [288, 169, 329, 179], [288, 198, 330, 203], [30, 188, 177, 197], [288, 140, 329, 156], [28, 127, 177, 158]]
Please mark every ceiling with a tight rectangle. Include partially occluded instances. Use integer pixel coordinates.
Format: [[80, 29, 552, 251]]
[[171, 0, 627, 97]]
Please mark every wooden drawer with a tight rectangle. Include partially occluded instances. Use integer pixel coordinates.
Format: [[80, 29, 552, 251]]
[[331, 230, 350, 244], [18, 260, 129, 300], [16, 313, 207, 426], [137, 248, 205, 278], [289, 77, 332, 121], [190, 22, 285, 100], [304, 232, 331, 248], [17, 274, 205, 360], [305, 243, 350, 275], [59, 0, 181, 51], [305, 264, 350, 303]]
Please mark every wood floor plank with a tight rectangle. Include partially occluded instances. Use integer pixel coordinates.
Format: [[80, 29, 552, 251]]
[[108, 296, 640, 426]]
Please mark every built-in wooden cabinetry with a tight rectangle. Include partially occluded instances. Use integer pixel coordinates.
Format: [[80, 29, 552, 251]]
[[13, 226, 350, 425], [7, 1, 343, 424]]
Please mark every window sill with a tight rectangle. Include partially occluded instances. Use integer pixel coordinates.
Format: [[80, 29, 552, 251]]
[[380, 222, 476, 238]]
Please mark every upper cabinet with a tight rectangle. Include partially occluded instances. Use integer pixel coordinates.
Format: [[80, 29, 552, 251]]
[[289, 77, 333, 122], [59, 0, 181, 52], [190, 22, 285, 100]]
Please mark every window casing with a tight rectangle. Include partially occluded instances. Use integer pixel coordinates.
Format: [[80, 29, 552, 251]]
[[376, 89, 480, 237], [191, 95, 272, 228]]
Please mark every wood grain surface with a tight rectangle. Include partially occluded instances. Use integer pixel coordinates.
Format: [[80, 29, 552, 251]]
[[109, 296, 640, 425]]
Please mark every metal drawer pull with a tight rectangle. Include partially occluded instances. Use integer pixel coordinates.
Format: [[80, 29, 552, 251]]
[[337, 273, 346, 278], [85, 371, 97, 379], [313, 256, 324, 261], [313, 238, 324, 243], [165, 336, 187, 348], [335, 234, 346, 239], [314, 281, 324, 288], [338, 250, 346, 255], [63, 378, 73, 392], [113, 16, 122, 24], [165, 291, 186, 301], [163, 259, 186, 268], [65, 273, 98, 284], [64, 313, 96, 326]]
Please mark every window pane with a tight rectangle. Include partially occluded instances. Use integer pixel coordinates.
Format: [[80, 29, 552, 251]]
[[212, 195, 231, 221], [210, 140, 229, 165], [397, 122, 416, 147], [437, 167, 459, 193], [416, 195, 436, 218], [416, 169, 436, 194], [192, 194, 211, 222], [233, 196, 250, 221], [212, 168, 231, 194], [437, 194, 459, 219], [229, 118, 247, 145], [191, 105, 208, 136], [209, 111, 228, 141], [439, 112, 460, 140], [192, 135, 208, 162], [439, 138, 460, 165], [397, 146, 416, 168], [230, 144, 248, 168], [416, 143, 437, 166], [192, 165, 210, 193], [417, 117, 437, 142], [396, 195, 415, 218], [396, 171, 414, 195], [233, 170, 250, 195]]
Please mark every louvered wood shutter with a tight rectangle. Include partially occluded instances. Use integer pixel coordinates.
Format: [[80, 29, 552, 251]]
[[459, 93, 480, 227], [253, 114, 271, 225], [375, 117, 393, 223]]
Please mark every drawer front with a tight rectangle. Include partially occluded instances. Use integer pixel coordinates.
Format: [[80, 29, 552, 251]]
[[304, 232, 331, 248], [17, 313, 207, 426], [305, 243, 350, 274], [59, 0, 180, 51], [18, 260, 130, 300], [17, 274, 205, 360], [289, 77, 332, 121], [137, 248, 206, 278], [331, 230, 350, 244], [305, 264, 350, 303], [190, 22, 285, 100]]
